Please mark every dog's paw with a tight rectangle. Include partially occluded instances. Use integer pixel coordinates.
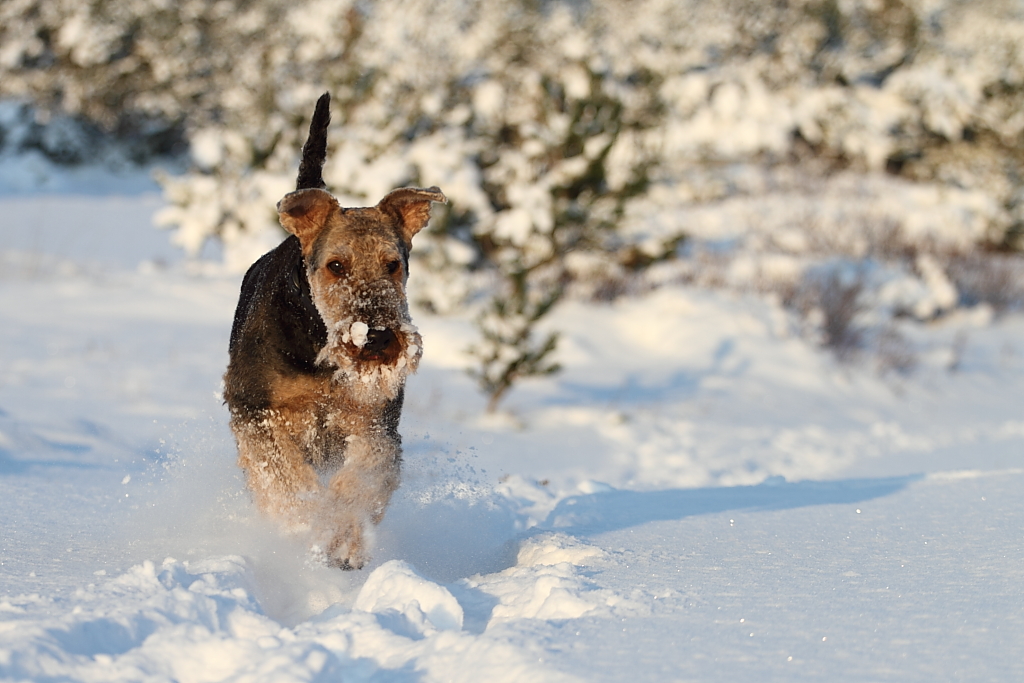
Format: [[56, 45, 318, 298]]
[[327, 535, 368, 571], [328, 550, 366, 571], [330, 556, 363, 571], [306, 543, 364, 570]]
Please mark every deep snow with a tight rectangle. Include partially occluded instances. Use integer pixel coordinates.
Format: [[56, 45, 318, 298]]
[[2, 176, 1024, 681]]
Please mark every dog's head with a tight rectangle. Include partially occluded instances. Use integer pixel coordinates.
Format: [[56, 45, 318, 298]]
[[277, 185, 446, 402]]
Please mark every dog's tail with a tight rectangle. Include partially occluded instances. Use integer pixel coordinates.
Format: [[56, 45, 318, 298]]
[[296, 92, 331, 191]]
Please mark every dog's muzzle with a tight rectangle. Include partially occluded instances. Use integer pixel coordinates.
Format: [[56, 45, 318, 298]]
[[360, 328, 395, 361]]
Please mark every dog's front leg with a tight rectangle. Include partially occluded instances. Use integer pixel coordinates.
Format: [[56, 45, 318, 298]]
[[231, 410, 322, 528], [319, 430, 401, 569]]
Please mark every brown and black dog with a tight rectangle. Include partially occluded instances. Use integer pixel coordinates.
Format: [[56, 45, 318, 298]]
[[224, 93, 446, 569]]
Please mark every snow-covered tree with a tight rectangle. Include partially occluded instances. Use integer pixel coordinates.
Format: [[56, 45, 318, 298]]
[[5, 0, 1024, 405]]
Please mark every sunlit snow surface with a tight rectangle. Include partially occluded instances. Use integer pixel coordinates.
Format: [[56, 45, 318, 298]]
[[2, 177, 1024, 681]]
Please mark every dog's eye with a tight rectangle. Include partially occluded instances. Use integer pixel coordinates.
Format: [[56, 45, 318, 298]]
[[327, 260, 344, 276], [386, 260, 401, 275]]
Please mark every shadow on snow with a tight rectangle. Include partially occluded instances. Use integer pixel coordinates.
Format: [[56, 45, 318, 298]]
[[382, 474, 920, 584], [539, 475, 922, 536]]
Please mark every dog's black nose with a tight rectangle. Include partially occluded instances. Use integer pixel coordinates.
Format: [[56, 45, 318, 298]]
[[364, 328, 395, 352]]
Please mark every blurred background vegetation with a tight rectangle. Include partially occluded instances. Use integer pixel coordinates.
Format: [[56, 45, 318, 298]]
[[3, 0, 1024, 407]]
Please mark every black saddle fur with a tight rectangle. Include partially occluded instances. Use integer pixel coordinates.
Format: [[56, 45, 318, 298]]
[[225, 235, 329, 413]]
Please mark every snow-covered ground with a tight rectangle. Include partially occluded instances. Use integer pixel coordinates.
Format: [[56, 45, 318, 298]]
[[2, 171, 1024, 681]]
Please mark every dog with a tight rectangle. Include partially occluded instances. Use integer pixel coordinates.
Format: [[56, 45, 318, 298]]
[[223, 92, 446, 569]]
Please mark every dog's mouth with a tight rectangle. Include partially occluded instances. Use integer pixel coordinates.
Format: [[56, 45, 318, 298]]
[[357, 328, 396, 362], [327, 320, 420, 368], [316, 319, 423, 401], [348, 323, 400, 364]]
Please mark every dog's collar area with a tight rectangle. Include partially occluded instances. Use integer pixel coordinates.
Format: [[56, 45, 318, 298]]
[[289, 257, 319, 318], [399, 243, 410, 274]]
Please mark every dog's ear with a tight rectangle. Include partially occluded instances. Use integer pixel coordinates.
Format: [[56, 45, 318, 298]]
[[377, 186, 447, 244], [277, 188, 339, 249]]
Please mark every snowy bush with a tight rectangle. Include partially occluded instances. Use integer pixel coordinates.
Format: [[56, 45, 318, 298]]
[[5, 0, 1024, 404]]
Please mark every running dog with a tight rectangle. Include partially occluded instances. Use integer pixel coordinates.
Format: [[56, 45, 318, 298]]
[[224, 92, 446, 569]]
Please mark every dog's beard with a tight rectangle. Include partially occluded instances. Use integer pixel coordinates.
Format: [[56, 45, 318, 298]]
[[316, 318, 422, 404]]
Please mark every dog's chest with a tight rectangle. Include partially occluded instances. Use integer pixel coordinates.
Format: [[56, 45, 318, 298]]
[[271, 368, 387, 435]]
